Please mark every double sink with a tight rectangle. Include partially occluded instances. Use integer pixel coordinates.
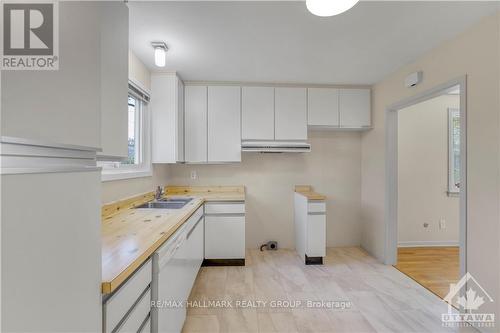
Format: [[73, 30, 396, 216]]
[[135, 197, 193, 210]]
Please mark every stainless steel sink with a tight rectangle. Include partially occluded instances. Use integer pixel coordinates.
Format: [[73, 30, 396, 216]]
[[157, 197, 193, 204], [135, 201, 187, 209]]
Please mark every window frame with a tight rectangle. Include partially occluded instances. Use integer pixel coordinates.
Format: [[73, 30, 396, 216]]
[[99, 82, 152, 182], [448, 107, 460, 195]]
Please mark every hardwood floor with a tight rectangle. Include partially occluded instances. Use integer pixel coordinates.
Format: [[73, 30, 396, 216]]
[[394, 247, 460, 300], [182, 247, 472, 333]]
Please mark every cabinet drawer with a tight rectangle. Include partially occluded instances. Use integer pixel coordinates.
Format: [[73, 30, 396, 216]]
[[205, 215, 245, 259], [104, 259, 152, 333], [205, 202, 245, 215], [139, 316, 150, 333], [308, 201, 326, 213], [116, 289, 151, 333]]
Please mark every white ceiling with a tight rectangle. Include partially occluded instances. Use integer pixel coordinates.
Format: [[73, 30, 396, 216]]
[[129, 1, 498, 85]]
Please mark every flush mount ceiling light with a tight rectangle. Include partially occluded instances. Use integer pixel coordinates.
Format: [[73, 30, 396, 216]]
[[306, 0, 359, 17], [151, 41, 168, 67]]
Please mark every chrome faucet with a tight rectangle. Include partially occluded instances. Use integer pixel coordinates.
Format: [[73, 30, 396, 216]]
[[155, 186, 164, 201]]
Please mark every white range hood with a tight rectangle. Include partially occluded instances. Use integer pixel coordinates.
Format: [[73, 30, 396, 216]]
[[241, 141, 311, 153]]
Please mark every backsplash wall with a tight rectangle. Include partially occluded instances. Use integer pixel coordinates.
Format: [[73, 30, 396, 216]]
[[168, 131, 362, 249]]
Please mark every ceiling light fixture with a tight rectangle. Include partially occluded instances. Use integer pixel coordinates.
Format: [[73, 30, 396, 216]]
[[306, 0, 359, 17], [151, 41, 168, 67]]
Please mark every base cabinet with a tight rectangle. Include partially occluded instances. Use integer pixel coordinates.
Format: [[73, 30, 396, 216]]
[[204, 202, 245, 260], [103, 259, 152, 333], [205, 215, 245, 259], [294, 194, 326, 264]]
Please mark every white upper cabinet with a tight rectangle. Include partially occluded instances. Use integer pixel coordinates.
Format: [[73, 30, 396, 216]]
[[208, 86, 241, 162], [307, 88, 339, 127], [275, 88, 307, 140], [99, 2, 129, 159], [339, 88, 371, 128], [241, 87, 275, 140], [185, 86, 208, 163], [151, 73, 184, 163], [1, 2, 103, 148]]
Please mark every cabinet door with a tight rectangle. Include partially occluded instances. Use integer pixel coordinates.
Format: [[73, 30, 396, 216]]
[[275, 88, 307, 140], [1, 2, 102, 148], [307, 88, 339, 127], [177, 79, 185, 162], [98, 2, 128, 158], [242, 87, 274, 140], [306, 214, 326, 257], [205, 216, 245, 259], [185, 86, 208, 163], [339, 89, 371, 128], [151, 74, 182, 163], [208, 86, 241, 162], [98, 2, 129, 158]]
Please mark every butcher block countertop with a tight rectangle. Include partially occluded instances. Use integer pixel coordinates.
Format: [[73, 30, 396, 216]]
[[294, 185, 326, 200], [101, 186, 245, 294]]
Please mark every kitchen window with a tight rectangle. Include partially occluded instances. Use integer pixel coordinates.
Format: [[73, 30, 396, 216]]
[[448, 108, 460, 195], [100, 81, 152, 181]]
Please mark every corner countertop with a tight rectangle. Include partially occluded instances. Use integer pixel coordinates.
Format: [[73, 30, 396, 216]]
[[101, 185, 245, 295], [294, 185, 326, 200]]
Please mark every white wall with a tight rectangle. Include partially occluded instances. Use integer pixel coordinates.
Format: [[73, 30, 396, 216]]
[[397, 94, 460, 246], [361, 12, 499, 326], [169, 131, 362, 249], [101, 51, 169, 204]]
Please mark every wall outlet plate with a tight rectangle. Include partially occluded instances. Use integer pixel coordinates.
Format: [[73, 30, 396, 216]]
[[190, 170, 197, 180], [439, 219, 446, 229]]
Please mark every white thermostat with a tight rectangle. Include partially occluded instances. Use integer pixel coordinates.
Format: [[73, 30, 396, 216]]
[[405, 71, 423, 88]]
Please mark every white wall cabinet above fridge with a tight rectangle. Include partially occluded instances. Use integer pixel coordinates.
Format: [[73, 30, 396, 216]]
[[184, 85, 241, 163], [307, 87, 371, 129], [151, 72, 185, 163]]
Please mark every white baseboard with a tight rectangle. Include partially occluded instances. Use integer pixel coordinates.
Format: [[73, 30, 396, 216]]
[[398, 240, 459, 247]]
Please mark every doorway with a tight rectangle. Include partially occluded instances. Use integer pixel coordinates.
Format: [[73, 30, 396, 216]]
[[385, 77, 467, 300]]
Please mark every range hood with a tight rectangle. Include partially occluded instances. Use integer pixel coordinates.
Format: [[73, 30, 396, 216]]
[[241, 141, 311, 153]]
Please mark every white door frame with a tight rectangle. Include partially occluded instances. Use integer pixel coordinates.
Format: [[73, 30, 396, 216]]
[[384, 75, 467, 279]]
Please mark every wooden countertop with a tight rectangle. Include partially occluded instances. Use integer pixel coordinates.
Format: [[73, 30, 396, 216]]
[[294, 185, 326, 200], [101, 186, 245, 294]]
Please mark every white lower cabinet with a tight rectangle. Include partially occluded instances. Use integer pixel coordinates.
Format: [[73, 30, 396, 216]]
[[116, 289, 151, 333], [139, 317, 151, 333], [204, 202, 246, 260], [294, 194, 326, 264], [103, 259, 152, 333]]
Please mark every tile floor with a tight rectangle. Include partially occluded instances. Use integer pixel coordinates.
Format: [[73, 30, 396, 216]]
[[183, 247, 475, 333]]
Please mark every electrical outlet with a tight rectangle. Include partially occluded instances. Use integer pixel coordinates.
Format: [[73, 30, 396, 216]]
[[423, 223, 429, 229], [190, 170, 197, 180], [439, 219, 446, 229]]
